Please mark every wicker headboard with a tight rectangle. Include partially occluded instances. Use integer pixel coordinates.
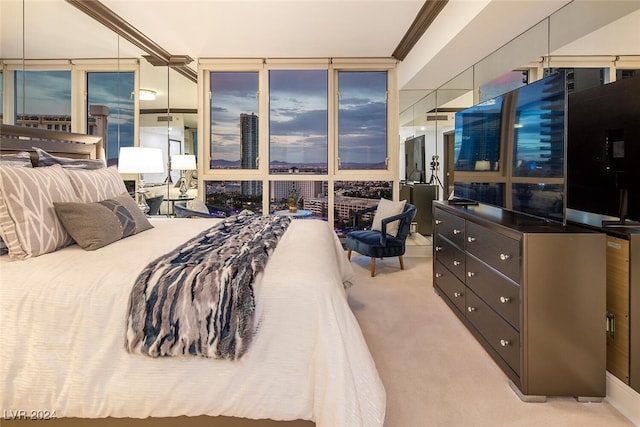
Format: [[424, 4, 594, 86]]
[[0, 124, 103, 166]]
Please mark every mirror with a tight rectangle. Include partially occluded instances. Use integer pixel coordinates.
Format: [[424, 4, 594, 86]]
[[1, 0, 199, 215], [138, 62, 198, 214], [398, 1, 640, 396]]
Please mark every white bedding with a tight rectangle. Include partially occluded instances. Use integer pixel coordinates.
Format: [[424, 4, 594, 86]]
[[0, 218, 385, 426]]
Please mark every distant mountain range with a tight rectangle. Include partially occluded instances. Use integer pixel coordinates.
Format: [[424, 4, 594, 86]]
[[210, 159, 386, 169]]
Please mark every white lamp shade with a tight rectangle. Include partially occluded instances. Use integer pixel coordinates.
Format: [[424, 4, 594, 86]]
[[117, 147, 164, 174], [171, 154, 197, 171]]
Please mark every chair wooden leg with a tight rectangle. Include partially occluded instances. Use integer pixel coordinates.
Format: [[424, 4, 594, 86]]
[[370, 258, 376, 277], [399, 255, 405, 270], [347, 249, 352, 260]]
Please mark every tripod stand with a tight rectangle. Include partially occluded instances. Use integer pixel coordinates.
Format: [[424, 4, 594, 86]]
[[428, 155, 445, 195]]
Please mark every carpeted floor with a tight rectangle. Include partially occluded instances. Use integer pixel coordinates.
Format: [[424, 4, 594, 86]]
[[346, 254, 635, 427]]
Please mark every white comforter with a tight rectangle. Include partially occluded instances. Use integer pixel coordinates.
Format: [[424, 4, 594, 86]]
[[0, 218, 385, 426]]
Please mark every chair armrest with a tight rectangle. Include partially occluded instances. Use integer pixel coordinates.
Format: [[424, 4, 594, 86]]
[[353, 205, 378, 228], [380, 210, 413, 245]]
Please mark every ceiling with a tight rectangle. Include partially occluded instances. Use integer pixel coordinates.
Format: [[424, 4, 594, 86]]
[[2, 0, 640, 115]]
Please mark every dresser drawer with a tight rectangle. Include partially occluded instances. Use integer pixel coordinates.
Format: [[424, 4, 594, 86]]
[[434, 208, 465, 248], [466, 255, 520, 329], [434, 260, 466, 313], [466, 290, 521, 376], [434, 235, 466, 282], [465, 221, 521, 282]]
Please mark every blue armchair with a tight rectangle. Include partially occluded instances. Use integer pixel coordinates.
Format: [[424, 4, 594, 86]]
[[174, 201, 229, 218], [145, 194, 164, 216], [346, 203, 417, 277]]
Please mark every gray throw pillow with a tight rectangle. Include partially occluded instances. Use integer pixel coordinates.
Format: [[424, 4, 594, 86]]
[[54, 193, 153, 251]]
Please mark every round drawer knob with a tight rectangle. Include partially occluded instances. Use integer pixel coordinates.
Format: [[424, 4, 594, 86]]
[[467, 237, 476, 243], [453, 229, 461, 235], [467, 271, 475, 277], [435, 273, 443, 278], [435, 219, 442, 225], [499, 253, 511, 261], [467, 306, 476, 312], [453, 260, 461, 266], [499, 296, 511, 303], [500, 339, 511, 347], [453, 292, 463, 298], [435, 246, 442, 252]]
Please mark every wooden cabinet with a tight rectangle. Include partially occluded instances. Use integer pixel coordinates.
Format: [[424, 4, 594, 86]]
[[400, 183, 438, 235], [566, 210, 640, 394], [606, 236, 630, 384], [603, 232, 640, 393], [433, 201, 607, 401]]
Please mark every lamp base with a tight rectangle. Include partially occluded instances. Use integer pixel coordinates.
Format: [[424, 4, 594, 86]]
[[137, 176, 150, 215], [178, 176, 189, 199]]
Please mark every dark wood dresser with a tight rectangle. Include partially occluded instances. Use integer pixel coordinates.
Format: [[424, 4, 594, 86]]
[[433, 201, 607, 401]]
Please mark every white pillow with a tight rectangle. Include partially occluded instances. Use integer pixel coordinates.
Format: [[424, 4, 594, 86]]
[[0, 165, 78, 259], [186, 198, 209, 213], [371, 198, 407, 237]]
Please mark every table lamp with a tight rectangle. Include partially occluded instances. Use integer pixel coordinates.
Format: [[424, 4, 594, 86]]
[[171, 154, 197, 198], [118, 147, 164, 214]]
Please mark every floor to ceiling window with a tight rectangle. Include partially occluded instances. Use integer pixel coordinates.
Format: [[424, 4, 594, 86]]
[[201, 59, 399, 229]]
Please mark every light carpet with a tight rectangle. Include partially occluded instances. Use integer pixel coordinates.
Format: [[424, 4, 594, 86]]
[[346, 254, 635, 427]]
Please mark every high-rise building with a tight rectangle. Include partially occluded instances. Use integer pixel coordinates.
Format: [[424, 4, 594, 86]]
[[240, 113, 259, 195], [240, 113, 258, 169]]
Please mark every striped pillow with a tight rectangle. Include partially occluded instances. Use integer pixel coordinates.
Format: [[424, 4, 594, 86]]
[[64, 166, 128, 203], [0, 165, 78, 260], [34, 147, 105, 170]]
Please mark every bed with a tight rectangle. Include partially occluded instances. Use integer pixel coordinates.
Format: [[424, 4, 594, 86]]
[[0, 126, 386, 426]]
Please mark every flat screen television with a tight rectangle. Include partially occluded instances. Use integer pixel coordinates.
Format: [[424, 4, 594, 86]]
[[405, 135, 425, 182], [567, 75, 640, 223], [453, 96, 503, 172], [453, 72, 567, 222]]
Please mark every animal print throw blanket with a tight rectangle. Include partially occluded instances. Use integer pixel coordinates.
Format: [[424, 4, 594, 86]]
[[125, 214, 292, 360]]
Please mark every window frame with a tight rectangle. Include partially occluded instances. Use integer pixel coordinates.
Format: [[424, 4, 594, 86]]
[[198, 58, 398, 225]]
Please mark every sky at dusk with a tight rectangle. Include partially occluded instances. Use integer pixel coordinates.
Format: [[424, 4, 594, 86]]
[[10, 68, 389, 168], [210, 69, 388, 167]]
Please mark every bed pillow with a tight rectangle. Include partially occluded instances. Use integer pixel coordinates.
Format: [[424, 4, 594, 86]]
[[34, 147, 106, 170], [371, 198, 407, 237], [0, 151, 33, 167], [0, 165, 78, 260], [54, 193, 153, 251], [64, 166, 128, 203]]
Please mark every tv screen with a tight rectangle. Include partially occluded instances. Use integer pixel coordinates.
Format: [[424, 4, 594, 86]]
[[405, 135, 425, 182], [453, 72, 568, 222], [454, 96, 503, 172], [567, 75, 640, 222]]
